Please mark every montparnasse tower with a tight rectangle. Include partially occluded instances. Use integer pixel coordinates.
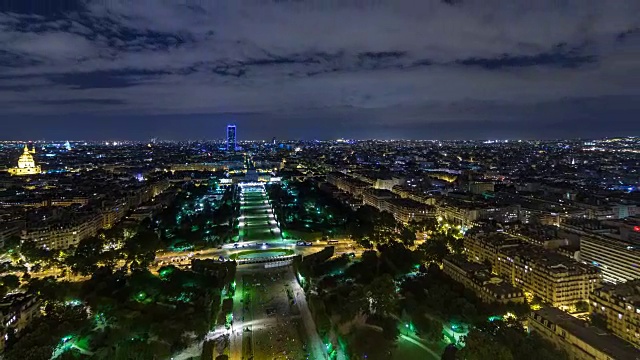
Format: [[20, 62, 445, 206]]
[[8, 144, 41, 176]]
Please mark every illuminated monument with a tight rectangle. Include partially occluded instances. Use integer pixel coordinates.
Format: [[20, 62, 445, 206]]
[[8, 144, 41, 176]]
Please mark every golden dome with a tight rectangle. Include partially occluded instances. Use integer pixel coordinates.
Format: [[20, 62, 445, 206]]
[[8, 144, 41, 176], [17, 145, 36, 169]]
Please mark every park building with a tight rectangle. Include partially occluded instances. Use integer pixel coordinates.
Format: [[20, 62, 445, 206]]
[[443, 256, 525, 304], [495, 244, 601, 308], [7, 145, 41, 176], [529, 306, 640, 360], [590, 280, 640, 349]]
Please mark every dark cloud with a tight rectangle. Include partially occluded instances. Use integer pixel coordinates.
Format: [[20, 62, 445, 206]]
[[0, 0, 86, 16], [47, 69, 170, 89], [457, 43, 596, 69], [0, 0, 639, 139], [39, 99, 126, 105]]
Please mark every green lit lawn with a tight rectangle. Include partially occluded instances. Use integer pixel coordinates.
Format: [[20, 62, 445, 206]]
[[392, 339, 439, 360], [239, 188, 282, 242], [230, 248, 294, 260]]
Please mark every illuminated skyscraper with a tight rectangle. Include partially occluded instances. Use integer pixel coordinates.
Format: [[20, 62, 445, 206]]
[[226, 124, 237, 151]]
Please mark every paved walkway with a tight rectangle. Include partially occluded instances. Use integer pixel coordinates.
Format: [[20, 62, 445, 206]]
[[289, 267, 327, 360]]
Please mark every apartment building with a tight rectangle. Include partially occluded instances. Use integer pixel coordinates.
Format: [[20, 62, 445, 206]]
[[383, 198, 433, 223], [443, 257, 525, 304], [496, 245, 601, 308], [437, 203, 520, 228], [529, 307, 640, 360], [0, 221, 23, 248], [326, 172, 369, 198], [0, 294, 41, 352], [590, 281, 640, 349], [22, 213, 103, 249], [561, 220, 640, 284], [463, 230, 522, 272], [391, 185, 437, 206], [581, 234, 640, 284], [361, 188, 434, 224], [362, 189, 395, 209]]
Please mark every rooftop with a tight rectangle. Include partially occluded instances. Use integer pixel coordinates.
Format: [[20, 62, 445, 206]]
[[598, 280, 640, 306], [532, 307, 640, 360]]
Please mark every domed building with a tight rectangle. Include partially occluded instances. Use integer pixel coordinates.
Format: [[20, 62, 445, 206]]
[[8, 144, 41, 176]]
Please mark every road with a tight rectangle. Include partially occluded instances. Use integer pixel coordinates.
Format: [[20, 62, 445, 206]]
[[154, 240, 359, 266]]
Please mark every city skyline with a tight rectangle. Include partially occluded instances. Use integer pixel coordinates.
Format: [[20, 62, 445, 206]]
[[1, 2, 640, 360], [1, 1, 639, 140]]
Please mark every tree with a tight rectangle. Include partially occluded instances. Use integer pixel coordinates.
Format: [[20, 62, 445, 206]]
[[4, 235, 21, 251], [574, 300, 589, 313], [399, 227, 416, 246], [378, 242, 416, 275], [3, 305, 91, 360], [457, 329, 513, 360], [418, 238, 450, 263], [368, 315, 399, 341], [67, 236, 104, 276], [346, 327, 395, 360], [441, 344, 458, 360], [365, 274, 397, 315], [123, 228, 159, 269], [412, 315, 443, 342], [19, 240, 50, 265], [488, 321, 570, 360], [449, 237, 465, 254], [2, 274, 20, 290]]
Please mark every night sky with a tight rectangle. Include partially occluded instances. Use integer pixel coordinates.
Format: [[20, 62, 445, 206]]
[[1, 0, 639, 140]]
